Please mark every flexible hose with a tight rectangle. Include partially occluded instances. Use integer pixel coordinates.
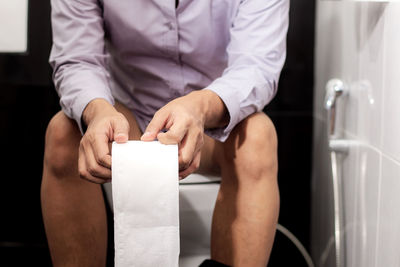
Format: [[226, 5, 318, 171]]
[[276, 223, 315, 267]]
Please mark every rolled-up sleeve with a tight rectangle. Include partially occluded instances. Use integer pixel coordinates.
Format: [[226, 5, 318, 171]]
[[206, 0, 289, 142], [49, 0, 114, 133]]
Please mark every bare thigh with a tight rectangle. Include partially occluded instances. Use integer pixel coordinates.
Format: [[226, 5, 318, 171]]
[[197, 112, 276, 178], [197, 134, 221, 176], [114, 102, 143, 140]]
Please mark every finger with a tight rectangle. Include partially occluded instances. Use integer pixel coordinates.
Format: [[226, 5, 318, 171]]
[[91, 134, 112, 169], [178, 128, 203, 170], [84, 143, 112, 179], [111, 114, 130, 143], [141, 110, 169, 141], [157, 119, 188, 145], [179, 151, 201, 179], [78, 145, 109, 184]]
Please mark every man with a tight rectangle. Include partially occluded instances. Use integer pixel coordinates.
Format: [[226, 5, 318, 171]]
[[41, 0, 289, 266]]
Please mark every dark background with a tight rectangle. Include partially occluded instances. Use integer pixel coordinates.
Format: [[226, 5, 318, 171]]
[[0, 1, 315, 266]]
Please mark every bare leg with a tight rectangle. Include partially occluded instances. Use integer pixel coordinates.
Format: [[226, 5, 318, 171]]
[[199, 112, 279, 267], [41, 103, 141, 267]]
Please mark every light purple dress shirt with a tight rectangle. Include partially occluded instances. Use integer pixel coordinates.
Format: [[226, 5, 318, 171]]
[[50, 0, 289, 142]]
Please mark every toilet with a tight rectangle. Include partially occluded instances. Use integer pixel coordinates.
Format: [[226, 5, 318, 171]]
[[103, 173, 220, 267]]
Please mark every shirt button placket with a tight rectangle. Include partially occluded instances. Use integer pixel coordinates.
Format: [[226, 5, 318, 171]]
[[165, 16, 183, 98]]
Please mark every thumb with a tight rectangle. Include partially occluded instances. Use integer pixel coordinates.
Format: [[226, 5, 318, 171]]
[[141, 110, 168, 141], [111, 115, 130, 143]]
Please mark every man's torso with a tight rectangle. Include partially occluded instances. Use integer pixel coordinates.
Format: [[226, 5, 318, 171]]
[[100, 0, 240, 123]]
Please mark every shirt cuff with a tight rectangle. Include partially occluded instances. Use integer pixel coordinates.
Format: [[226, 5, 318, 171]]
[[204, 79, 241, 142], [57, 72, 115, 135], [66, 92, 115, 135]]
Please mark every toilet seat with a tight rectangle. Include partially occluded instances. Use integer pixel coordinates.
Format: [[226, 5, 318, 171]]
[[179, 173, 221, 184]]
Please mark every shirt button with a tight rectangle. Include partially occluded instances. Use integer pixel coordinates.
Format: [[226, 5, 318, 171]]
[[166, 22, 174, 30]]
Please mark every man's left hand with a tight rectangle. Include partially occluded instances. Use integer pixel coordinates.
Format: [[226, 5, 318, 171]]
[[141, 90, 227, 178]]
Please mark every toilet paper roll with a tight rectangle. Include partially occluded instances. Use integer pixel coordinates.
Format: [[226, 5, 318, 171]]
[[112, 141, 180, 267]]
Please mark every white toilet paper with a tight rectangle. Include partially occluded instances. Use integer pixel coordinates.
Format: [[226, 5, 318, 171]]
[[112, 141, 180, 267]]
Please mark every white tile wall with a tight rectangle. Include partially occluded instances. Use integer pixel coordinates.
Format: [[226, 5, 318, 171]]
[[341, 138, 359, 267], [382, 3, 400, 162], [339, 138, 381, 267], [312, 3, 349, 266], [357, 3, 385, 149], [375, 156, 400, 267], [311, 118, 336, 267], [338, 2, 362, 138], [352, 146, 381, 267], [313, 2, 400, 267], [314, 1, 352, 121]]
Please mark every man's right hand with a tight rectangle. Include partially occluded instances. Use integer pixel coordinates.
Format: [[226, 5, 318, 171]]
[[78, 98, 130, 184]]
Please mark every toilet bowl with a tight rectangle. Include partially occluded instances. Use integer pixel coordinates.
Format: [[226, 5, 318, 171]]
[[103, 173, 220, 267]]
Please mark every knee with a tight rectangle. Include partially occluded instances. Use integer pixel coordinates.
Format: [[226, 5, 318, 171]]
[[222, 113, 278, 181], [44, 112, 80, 177]]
